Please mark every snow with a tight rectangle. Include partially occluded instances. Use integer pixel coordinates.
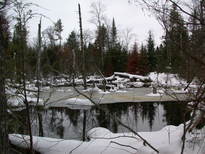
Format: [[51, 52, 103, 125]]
[[99, 91, 111, 94], [172, 89, 188, 94], [9, 125, 205, 154], [83, 86, 102, 93], [87, 127, 112, 138], [7, 95, 44, 107], [126, 81, 144, 88], [114, 72, 151, 81], [149, 72, 187, 87], [64, 97, 93, 106], [146, 93, 163, 97], [115, 90, 127, 93]]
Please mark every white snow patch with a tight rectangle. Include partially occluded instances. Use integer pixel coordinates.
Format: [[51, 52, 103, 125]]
[[9, 125, 205, 154], [65, 97, 93, 106], [115, 90, 127, 93], [149, 72, 187, 87], [83, 87, 102, 93], [146, 93, 163, 97], [99, 91, 110, 94], [7, 95, 44, 107]]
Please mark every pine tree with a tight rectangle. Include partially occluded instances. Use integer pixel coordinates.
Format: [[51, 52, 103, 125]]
[[54, 19, 63, 46], [147, 31, 156, 72], [110, 18, 117, 48], [165, 4, 189, 74], [127, 42, 139, 74], [155, 44, 168, 72], [94, 24, 109, 71], [139, 44, 149, 75], [66, 31, 80, 74], [188, 7, 205, 80]]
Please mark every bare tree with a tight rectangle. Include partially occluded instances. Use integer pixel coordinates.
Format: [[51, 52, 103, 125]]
[[11, 1, 42, 153], [89, 1, 108, 71], [0, 0, 8, 10], [78, 3, 87, 90], [133, 0, 205, 153], [89, 0, 107, 28], [122, 27, 136, 51]]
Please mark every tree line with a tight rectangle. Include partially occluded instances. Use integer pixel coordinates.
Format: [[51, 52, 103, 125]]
[[1, 0, 205, 153], [2, 1, 203, 82]]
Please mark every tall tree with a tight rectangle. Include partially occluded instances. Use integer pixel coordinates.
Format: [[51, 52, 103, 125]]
[[89, 0, 106, 28], [66, 31, 80, 74], [90, 1, 108, 72], [94, 24, 109, 71], [110, 18, 117, 48], [166, 4, 189, 74], [0, 10, 10, 154], [139, 44, 149, 75], [78, 3, 87, 90], [147, 31, 156, 72], [12, 1, 37, 153], [54, 19, 63, 46], [127, 42, 139, 74]]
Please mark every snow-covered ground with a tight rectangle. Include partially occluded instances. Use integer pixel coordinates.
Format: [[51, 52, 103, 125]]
[[6, 72, 200, 107], [149, 72, 187, 87], [9, 125, 205, 154], [7, 72, 205, 154]]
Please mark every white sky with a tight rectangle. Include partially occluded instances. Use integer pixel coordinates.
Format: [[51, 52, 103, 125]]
[[27, 0, 163, 46]]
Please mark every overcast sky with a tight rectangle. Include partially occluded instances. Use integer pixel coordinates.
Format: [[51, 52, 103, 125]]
[[28, 0, 163, 46]]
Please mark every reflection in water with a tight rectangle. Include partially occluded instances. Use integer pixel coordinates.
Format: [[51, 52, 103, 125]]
[[140, 103, 156, 130], [163, 102, 190, 126], [9, 102, 189, 140]]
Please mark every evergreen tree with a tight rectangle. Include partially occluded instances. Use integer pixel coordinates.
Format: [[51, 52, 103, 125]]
[[188, 8, 205, 80], [94, 24, 109, 71], [146, 31, 156, 72], [127, 42, 139, 74], [139, 44, 149, 75], [54, 19, 63, 46], [110, 18, 117, 48], [155, 44, 168, 72], [165, 4, 189, 74], [11, 20, 28, 81], [66, 31, 80, 74]]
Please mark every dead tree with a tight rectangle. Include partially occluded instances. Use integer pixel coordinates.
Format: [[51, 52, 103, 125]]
[[78, 3, 87, 90]]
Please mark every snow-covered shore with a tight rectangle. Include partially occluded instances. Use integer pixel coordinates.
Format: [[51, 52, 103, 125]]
[[6, 72, 199, 107], [9, 125, 205, 154]]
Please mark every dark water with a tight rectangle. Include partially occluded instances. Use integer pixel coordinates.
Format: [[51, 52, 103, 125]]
[[10, 102, 189, 140]]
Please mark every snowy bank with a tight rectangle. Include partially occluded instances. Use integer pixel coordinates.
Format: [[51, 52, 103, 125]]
[[9, 125, 205, 154], [148, 72, 187, 87]]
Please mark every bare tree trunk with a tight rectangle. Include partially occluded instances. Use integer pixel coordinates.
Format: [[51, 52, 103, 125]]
[[0, 40, 9, 154], [78, 3, 87, 90], [82, 110, 87, 141], [22, 50, 34, 154], [38, 111, 44, 137], [37, 18, 44, 137]]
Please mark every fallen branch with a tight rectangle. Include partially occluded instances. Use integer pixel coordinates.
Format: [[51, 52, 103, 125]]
[[73, 85, 159, 153]]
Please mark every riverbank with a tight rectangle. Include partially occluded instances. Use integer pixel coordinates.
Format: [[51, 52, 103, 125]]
[[9, 125, 205, 154]]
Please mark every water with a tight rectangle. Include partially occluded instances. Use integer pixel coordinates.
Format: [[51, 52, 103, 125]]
[[10, 102, 189, 140]]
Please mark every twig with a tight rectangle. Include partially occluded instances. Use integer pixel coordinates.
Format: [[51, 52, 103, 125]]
[[110, 141, 138, 151], [73, 86, 159, 153]]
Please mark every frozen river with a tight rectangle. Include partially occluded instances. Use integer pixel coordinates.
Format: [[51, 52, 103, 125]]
[[40, 87, 189, 108]]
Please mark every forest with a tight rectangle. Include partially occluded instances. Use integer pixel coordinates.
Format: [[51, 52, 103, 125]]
[[1, 0, 205, 154]]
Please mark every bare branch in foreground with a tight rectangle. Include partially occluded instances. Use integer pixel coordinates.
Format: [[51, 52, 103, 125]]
[[72, 85, 159, 153]]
